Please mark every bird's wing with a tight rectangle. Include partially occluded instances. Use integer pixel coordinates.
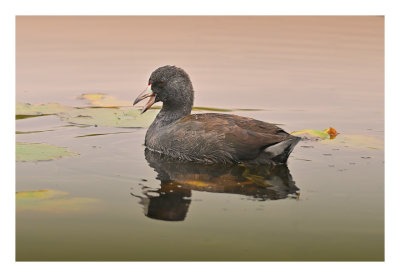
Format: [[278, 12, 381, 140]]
[[176, 113, 289, 161]]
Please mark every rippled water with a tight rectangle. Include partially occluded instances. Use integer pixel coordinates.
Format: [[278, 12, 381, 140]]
[[16, 16, 384, 261]]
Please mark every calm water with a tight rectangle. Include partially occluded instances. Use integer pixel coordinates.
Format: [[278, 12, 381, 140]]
[[16, 16, 384, 261]]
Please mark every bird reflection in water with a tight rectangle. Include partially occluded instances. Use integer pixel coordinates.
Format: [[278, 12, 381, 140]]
[[131, 149, 300, 221]]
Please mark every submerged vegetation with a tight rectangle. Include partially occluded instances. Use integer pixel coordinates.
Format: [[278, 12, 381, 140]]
[[16, 189, 100, 213]]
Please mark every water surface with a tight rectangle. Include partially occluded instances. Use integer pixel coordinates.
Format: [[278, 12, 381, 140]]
[[16, 16, 384, 261]]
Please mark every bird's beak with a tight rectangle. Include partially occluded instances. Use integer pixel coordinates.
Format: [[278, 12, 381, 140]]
[[133, 84, 156, 114]]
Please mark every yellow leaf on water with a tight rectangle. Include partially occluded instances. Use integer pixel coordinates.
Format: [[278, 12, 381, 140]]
[[80, 93, 260, 111], [79, 93, 131, 107], [291, 127, 338, 139]]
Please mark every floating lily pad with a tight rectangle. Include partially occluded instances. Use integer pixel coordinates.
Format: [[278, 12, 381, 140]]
[[61, 124, 91, 128], [192, 107, 233, 112], [16, 129, 54, 135], [60, 105, 262, 128], [75, 131, 134, 138], [319, 135, 383, 150], [16, 103, 73, 116], [59, 107, 159, 128], [17, 94, 261, 128], [149, 106, 234, 112], [80, 93, 261, 112], [16, 114, 52, 120], [16, 142, 79, 162], [79, 93, 131, 107], [192, 107, 263, 112], [291, 127, 338, 140], [16, 189, 99, 213]]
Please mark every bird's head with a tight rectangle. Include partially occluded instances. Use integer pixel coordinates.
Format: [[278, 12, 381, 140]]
[[133, 65, 194, 114]]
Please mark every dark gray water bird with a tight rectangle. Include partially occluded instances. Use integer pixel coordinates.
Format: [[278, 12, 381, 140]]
[[133, 65, 300, 164]]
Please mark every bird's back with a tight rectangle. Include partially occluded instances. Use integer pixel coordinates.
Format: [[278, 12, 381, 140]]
[[145, 113, 299, 164]]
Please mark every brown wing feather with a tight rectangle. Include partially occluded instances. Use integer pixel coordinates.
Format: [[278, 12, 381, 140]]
[[178, 113, 289, 161]]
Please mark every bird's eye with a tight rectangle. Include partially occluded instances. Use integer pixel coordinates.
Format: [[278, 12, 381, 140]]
[[159, 82, 164, 87]]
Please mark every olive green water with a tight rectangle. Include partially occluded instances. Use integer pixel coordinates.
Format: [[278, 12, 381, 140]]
[[16, 16, 384, 261]]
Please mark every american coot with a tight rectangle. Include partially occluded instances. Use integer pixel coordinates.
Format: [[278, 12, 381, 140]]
[[133, 65, 300, 164]]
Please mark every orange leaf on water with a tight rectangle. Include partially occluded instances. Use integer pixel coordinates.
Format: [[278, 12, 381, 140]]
[[324, 127, 338, 139]]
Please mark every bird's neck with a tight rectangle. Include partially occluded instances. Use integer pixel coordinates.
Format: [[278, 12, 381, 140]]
[[151, 102, 192, 129]]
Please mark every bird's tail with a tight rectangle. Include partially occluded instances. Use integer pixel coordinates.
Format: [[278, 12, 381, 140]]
[[263, 135, 301, 163]]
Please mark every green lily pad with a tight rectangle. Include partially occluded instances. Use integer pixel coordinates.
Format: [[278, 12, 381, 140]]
[[291, 127, 338, 140], [16, 189, 99, 213], [292, 129, 330, 139], [16, 114, 52, 120], [59, 107, 159, 128], [16, 103, 73, 116], [16, 142, 79, 162]]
